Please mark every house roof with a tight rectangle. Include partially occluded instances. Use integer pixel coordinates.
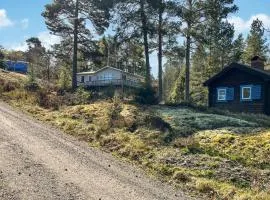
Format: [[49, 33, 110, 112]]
[[204, 62, 270, 86], [77, 66, 144, 79]]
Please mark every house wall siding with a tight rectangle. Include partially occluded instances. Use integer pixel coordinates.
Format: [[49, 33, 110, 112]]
[[76, 67, 143, 88], [94, 68, 122, 80], [209, 68, 266, 114], [77, 68, 123, 83]]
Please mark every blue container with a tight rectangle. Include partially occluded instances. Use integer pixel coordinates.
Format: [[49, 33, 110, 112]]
[[5, 60, 28, 74]]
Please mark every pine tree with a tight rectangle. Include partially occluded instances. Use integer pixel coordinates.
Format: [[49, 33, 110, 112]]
[[230, 34, 245, 63], [42, 0, 112, 89], [203, 0, 238, 71], [189, 0, 238, 105], [242, 19, 268, 64]]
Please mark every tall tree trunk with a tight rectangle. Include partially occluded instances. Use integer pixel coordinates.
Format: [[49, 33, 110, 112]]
[[47, 65, 50, 81], [158, 0, 163, 102], [185, 26, 191, 102], [46, 55, 50, 81], [140, 0, 151, 87], [185, 0, 192, 102], [72, 0, 79, 90]]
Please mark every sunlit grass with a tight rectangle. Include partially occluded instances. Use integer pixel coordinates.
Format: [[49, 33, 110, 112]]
[[1, 70, 270, 199]]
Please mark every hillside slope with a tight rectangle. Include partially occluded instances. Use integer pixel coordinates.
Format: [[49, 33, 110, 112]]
[[0, 101, 190, 200], [0, 70, 270, 199]]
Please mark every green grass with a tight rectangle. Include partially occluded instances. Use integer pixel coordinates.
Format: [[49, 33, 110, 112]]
[[1, 71, 270, 199]]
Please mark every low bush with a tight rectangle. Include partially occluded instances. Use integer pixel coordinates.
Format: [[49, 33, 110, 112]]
[[36, 89, 61, 110], [172, 171, 191, 183], [24, 82, 40, 92], [107, 97, 123, 121], [195, 180, 217, 195], [74, 87, 92, 104], [3, 81, 19, 92], [135, 85, 158, 105]]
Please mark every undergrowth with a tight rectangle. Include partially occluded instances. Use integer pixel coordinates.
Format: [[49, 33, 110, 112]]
[[1, 70, 270, 200]]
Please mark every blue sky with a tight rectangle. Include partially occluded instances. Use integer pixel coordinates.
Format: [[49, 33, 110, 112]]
[[0, 0, 269, 76]]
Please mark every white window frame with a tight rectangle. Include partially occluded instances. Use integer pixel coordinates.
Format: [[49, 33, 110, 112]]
[[217, 89, 227, 101], [241, 86, 252, 100]]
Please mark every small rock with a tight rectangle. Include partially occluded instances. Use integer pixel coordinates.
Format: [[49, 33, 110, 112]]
[[64, 169, 68, 171], [108, 165, 111, 168], [18, 172, 21, 175]]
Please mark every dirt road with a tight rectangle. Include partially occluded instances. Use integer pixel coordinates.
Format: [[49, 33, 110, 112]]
[[0, 102, 191, 200]]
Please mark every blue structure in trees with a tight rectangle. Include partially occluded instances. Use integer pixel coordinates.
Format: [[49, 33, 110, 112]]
[[5, 60, 28, 74]]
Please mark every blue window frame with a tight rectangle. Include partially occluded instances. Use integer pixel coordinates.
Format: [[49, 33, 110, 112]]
[[217, 87, 234, 102], [240, 85, 262, 101], [241, 86, 252, 100], [217, 88, 226, 101]]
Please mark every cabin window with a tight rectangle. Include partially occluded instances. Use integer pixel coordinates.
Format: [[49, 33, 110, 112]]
[[81, 76, 85, 83], [217, 89, 226, 101], [104, 73, 113, 80], [240, 85, 261, 101], [241, 87, 252, 100]]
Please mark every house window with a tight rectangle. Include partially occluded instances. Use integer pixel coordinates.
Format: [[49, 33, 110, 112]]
[[241, 87, 252, 100], [89, 76, 91, 82], [217, 89, 226, 101], [104, 73, 113, 80], [81, 76, 85, 83]]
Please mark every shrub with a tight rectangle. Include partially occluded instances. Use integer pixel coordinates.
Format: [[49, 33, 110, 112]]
[[58, 66, 71, 90], [2, 81, 19, 92], [36, 89, 61, 110], [24, 82, 40, 92], [172, 171, 191, 183], [103, 85, 115, 98], [74, 87, 92, 104], [196, 180, 217, 195], [107, 97, 123, 127], [135, 85, 158, 105]]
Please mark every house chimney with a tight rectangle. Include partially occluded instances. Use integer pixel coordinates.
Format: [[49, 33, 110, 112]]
[[251, 56, 265, 70]]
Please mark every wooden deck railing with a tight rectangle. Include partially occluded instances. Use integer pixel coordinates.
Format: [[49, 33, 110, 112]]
[[78, 79, 142, 88]]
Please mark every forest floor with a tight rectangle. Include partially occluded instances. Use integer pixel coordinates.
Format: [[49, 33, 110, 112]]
[[1, 69, 270, 200]]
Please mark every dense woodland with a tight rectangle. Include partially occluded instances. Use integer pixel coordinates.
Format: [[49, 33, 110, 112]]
[[0, 0, 270, 105]]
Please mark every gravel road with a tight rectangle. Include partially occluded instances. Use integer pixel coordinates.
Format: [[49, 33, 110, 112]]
[[0, 102, 192, 200]]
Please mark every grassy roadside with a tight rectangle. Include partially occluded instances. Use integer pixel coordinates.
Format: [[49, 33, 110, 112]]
[[1, 70, 270, 199]]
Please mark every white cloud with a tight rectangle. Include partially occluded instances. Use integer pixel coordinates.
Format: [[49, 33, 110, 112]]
[[21, 18, 29, 29], [9, 42, 28, 51], [37, 31, 61, 50], [0, 9, 13, 28], [7, 32, 61, 51], [228, 14, 270, 35]]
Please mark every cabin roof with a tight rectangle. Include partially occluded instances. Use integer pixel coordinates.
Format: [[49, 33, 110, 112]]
[[204, 62, 270, 86], [77, 66, 144, 79]]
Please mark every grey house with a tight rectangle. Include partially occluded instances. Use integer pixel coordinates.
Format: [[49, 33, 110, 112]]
[[77, 66, 144, 88]]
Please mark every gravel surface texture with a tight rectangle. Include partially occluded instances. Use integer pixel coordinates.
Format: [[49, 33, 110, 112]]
[[0, 101, 192, 200]]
